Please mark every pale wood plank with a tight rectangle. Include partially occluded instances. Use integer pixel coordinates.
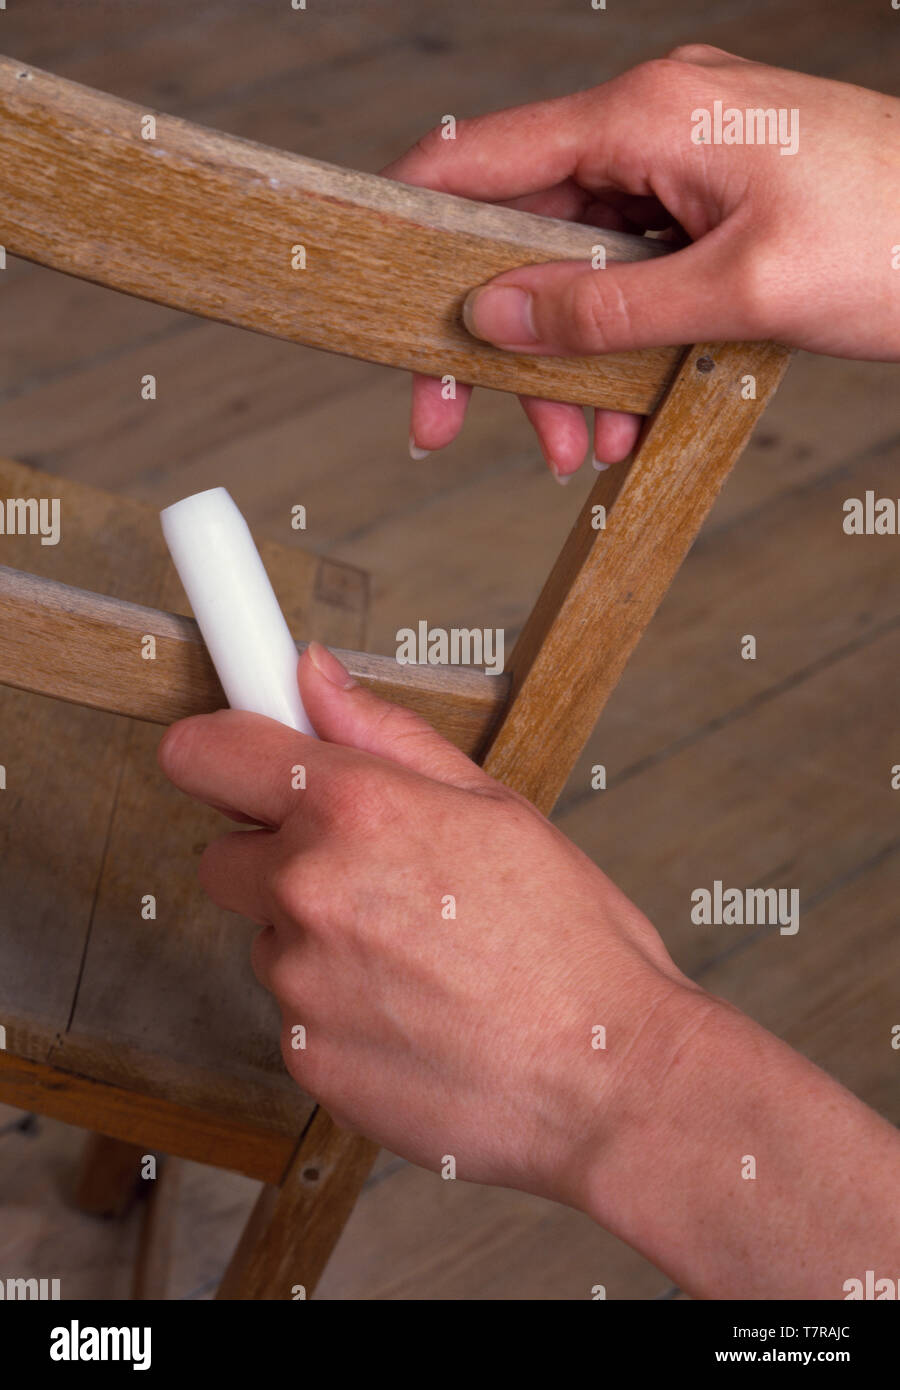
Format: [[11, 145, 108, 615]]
[[60, 528, 365, 1126], [0, 566, 508, 753], [0, 55, 679, 415], [0, 459, 164, 1043]]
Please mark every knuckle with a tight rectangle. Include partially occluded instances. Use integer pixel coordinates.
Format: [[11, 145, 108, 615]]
[[266, 850, 336, 928], [565, 271, 633, 353], [372, 699, 433, 751], [322, 763, 384, 829], [267, 953, 302, 1009], [664, 42, 724, 65], [322, 758, 403, 835], [625, 56, 688, 96], [731, 239, 789, 338], [267, 858, 307, 918]]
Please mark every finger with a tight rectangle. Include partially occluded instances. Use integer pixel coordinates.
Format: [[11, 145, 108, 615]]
[[503, 178, 593, 222], [518, 397, 589, 482], [665, 42, 749, 69], [197, 828, 273, 924], [593, 408, 642, 467], [461, 235, 750, 355], [410, 373, 472, 454], [299, 643, 493, 791], [583, 191, 676, 234], [159, 709, 308, 828], [380, 84, 655, 202]]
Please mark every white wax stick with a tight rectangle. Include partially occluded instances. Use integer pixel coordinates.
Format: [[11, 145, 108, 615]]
[[160, 487, 316, 736]]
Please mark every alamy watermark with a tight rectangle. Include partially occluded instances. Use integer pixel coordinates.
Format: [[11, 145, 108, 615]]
[[0, 496, 60, 545], [843, 491, 900, 535], [395, 622, 505, 676], [50, 1322, 151, 1371], [691, 101, 799, 156], [691, 880, 799, 935], [0, 1276, 60, 1299]]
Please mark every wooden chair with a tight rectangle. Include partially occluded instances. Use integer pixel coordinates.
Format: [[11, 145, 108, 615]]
[[0, 55, 791, 1298]]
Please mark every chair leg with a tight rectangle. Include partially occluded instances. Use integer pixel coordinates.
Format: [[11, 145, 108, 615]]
[[72, 1132, 145, 1218], [215, 1107, 377, 1300], [132, 1156, 182, 1300]]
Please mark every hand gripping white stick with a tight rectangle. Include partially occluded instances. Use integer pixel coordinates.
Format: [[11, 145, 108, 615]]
[[160, 487, 316, 736]]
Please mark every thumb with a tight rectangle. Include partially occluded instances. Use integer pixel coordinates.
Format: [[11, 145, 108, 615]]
[[299, 642, 492, 791], [462, 236, 752, 355]]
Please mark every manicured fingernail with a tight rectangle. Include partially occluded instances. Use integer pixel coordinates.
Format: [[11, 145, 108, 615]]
[[409, 435, 430, 461], [592, 456, 611, 472], [551, 466, 572, 486], [307, 641, 357, 689], [463, 286, 538, 347]]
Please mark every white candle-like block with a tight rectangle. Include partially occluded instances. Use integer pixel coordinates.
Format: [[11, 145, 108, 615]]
[[160, 487, 316, 736]]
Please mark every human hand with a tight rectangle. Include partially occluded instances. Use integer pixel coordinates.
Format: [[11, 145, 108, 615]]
[[158, 642, 708, 1211], [383, 45, 900, 479]]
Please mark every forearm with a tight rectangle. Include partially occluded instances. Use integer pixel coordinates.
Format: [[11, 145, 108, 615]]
[[581, 991, 900, 1299]]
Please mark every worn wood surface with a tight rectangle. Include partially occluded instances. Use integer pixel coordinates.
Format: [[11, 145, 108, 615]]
[[0, 566, 507, 752], [483, 342, 793, 812], [0, 54, 679, 416], [0, 457, 365, 1134], [1, 0, 897, 1305], [0, 1051, 296, 1183]]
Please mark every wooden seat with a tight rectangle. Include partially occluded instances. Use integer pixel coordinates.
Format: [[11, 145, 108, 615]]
[[0, 457, 366, 1167], [0, 55, 791, 1297]]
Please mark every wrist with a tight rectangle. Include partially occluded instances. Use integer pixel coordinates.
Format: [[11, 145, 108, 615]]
[[548, 963, 718, 1217], [572, 980, 900, 1298]]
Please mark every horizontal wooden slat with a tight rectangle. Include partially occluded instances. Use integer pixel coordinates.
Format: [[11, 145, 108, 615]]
[[0, 54, 680, 415], [0, 1050, 295, 1184], [0, 566, 508, 754]]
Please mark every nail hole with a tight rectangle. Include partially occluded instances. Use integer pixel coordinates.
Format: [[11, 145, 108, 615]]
[[302, 1166, 320, 1182], [696, 355, 715, 373]]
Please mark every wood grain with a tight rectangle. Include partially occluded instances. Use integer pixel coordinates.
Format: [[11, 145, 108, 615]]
[[215, 1107, 379, 1301], [0, 456, 361, 1136], [0, 1051, 295, 1183], [0, 565, 508, 753], [0, 54, 680, 415], [483, 341, 794, 812]]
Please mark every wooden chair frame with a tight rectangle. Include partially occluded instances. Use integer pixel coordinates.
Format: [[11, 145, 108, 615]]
[[0, 56, 791, 1298]]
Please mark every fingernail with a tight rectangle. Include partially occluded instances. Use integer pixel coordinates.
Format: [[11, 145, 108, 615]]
[[463, 286, 538, 347], [592, 456, 611, 472], [307, 641, 357, 689], [551, 466, 572, 486], [409, 435, 431, 461]]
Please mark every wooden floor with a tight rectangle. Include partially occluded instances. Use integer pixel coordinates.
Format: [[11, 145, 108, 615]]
[[1, 0, 898, 1299]]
